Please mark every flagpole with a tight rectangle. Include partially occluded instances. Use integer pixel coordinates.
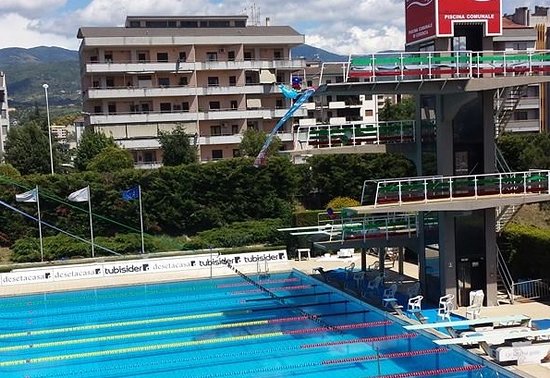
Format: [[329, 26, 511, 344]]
[[36, 186, 44, 262], [88, 185, 95, 258], [138, 185, 145, 254]]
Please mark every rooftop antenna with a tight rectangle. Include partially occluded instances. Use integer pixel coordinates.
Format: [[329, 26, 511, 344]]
[[245, 2, 261, 26]]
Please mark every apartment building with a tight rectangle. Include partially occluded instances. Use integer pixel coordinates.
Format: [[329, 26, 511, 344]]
[[501, 6, 550, 132], [0, 72, 9, 160], [77, 15, 306, 165]]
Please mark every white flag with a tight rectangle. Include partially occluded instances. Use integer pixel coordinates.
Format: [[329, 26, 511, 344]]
[[68, 187, 89, 202], [15, 188, 37, 203]]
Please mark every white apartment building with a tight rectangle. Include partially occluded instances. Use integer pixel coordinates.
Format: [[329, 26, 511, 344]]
[[0, 72, 9, 161], [77, 15, 306, 165]]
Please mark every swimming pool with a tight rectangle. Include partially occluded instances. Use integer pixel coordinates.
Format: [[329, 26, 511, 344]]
[[0, 269, 516, 377]]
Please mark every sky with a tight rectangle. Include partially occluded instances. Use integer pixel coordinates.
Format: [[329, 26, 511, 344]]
[[0, 0, 544, 54]]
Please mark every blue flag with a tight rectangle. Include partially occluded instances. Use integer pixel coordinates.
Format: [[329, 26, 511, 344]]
[[122, 186, 139, 201]]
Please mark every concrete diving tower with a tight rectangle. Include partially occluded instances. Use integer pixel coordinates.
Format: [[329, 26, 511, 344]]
[[313, 49, 550, 307]]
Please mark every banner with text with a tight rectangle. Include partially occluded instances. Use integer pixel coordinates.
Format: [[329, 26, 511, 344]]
[[437, 0, 502, 37]]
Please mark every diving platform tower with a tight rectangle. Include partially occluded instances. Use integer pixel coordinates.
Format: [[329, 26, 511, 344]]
[[315, 0, 550, 307]]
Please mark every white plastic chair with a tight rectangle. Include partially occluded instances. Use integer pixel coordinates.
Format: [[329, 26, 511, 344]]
[[407, 295, 423, 313], [366, 275, 382, 292], [382, 283, 398, 308], [466, 290, 484, 319], [437, 294, 455, 321]]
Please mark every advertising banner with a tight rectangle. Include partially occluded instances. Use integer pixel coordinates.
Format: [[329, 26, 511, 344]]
[[405, 0, 437, 45], [0, 250, 288, 285], [437, 0, 502, 36]]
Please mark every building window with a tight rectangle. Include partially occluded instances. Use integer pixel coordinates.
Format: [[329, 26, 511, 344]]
[[276, 74, 284, 83], [276, 99, 283, 109], [178, 52, 187, 62], [206, 52, 218, 62], [515, 111, 528, 121], [94, 105, 102, 114], [144, 152, 154, 162], [92, 80, 100, 88], [182, 102, 189, 111], [231, 124, 239, 134], [104, 52, 113, 62], [244, 51, 253, 60], [209, 101, 221, 110], [106, 77, 115, 88], [247, 121, 258, 131], [107, 103, 117, 114], [141, 103, 150, 113], [208, 77, 219, 87], [178, 76, 188, 86], [90, 56, 98, 63], [130, 104, 139, 113], [365, 109, 374, 117], [160, 103, 172, 113], [274, 50, 283, 60], [212, 150, 223, 160], [233, 149, 240, 157], [230, 100, 238, 109], [158, 77, 170, 87], [228, 51, 236, 61], [307, 80, 313, 87], [229, 76, 237, 86], [211, 125, 222, 136], [138, 52, 147, 62], [157, 52, 169, 62]]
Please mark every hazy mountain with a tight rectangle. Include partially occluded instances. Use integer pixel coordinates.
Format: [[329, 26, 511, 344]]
[[0, 46, 78, 65], [291, 44, 347, 62]]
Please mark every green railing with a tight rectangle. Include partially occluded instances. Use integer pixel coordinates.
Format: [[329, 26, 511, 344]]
[[361, 170, 550, 207]]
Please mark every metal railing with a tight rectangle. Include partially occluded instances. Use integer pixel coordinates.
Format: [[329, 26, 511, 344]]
[[364, 170, 550, 207], [295, 120, 418, 150], [346, 50, 550, 82], [497, 246, 515, 304]]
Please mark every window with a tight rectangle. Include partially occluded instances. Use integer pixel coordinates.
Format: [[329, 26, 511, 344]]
[[230, 100, 238, 109], [233, 149, 240, 157], [231, 124, 239, 134], [158, 78, 170, 87], [276, 99, 283, 109], [157, 52, 169, 62], [90, 56, 98, 63], [247, 121, 258, 131], [160, 103, 172, 113], [92, 80, 100, 88], [178, 76, 188, 86], [141, 103, 150, 113], [276, 74, 284, 83], [178, 52, 187, 62], [208, 77, 219, 87], [206, 52, 218, 62], [364, 94, 373, 101], [94, 105, 102, 114], [138, 53, 147, 62], [365, 109, 374, 117], [144, 152, 154, 162], [244, 51, 253, 60], [106, 77, 115, 88], [209, 101, 221, 110], [515, 111, 528, 121], [211, 125, 222, 136], [307, 80, 313, 87], [130, 104, 139, 113], [108, 103, 117, 114], [229, 76, 237, 86], [274, 50, 282, 60], [181, 102, 189, 112], [104, 52, 113, 62], [212, 150, 223, 160], [228, 51, 236, 61]]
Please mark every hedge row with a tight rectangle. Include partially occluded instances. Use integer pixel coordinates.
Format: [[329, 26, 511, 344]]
[[499, 223, 550, 281]]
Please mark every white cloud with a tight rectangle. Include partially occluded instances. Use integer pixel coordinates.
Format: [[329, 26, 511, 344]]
[[0, 13, 76, 49], [0, 0, 67, 18]]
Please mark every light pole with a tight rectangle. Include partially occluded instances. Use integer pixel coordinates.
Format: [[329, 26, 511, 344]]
[[42, 83, 54, 175]]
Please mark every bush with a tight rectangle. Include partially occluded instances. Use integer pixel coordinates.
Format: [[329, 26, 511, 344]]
[[293, 211, 321, 227], [326, 197, 361, 210], [499, 223, 550, 280], [194, 219, 285, 248]]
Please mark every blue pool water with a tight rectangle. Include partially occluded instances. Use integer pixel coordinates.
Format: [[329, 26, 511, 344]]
[[0, 270, 515, 378]]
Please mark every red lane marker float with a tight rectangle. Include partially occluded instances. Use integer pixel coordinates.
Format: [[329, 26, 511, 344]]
[[284, 320, 392, 335], [379, 364, 485, 378], [322, 347, 447, 365], [230, 285, 311, 295], [217, 278, 299, 288], [301, 333, 417, 349]]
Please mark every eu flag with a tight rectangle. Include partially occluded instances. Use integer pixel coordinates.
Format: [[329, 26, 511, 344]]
[[121, 186, 140, 201]]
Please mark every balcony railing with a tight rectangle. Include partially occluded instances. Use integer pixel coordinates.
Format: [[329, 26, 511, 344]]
[[361, 170, 550, 207], [345, 49, 550, 82]]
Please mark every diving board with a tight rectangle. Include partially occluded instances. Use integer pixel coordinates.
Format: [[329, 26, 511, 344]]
[[404, 315, 530, 330], [433, 328, 550, 346]]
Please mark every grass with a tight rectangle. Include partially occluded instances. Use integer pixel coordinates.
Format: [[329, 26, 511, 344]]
[[513, 204, 550, 229]]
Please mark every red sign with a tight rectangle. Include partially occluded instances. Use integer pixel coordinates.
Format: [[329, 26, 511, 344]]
[[437, 0, 502, 36], [405, 0, 437, 45]]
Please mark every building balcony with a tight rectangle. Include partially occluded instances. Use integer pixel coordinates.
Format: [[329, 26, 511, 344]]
[[198, 134, 242, 145], [204, 84, 280, 96], [85, 59, 306, 74], [516, 97, 540, 109], [505, 120, 541, 133], [89, 107, 307, 125], [86, 86, 200, 99]]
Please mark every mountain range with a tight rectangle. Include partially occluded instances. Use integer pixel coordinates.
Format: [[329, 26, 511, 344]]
[[0, 45, 345, 109]]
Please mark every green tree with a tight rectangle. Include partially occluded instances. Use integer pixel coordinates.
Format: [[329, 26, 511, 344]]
[[379, 97, 415, 121], [158, 125, 198, 166], [4, 120, 59, 175], [87, 146, 134, 172], [239, 128, 282, 158], [0, 163, 21, 178], [74, 129, 117, 171]]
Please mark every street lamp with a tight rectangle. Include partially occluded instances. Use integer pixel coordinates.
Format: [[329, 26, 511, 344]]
[[42, 83, 54, 175]]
